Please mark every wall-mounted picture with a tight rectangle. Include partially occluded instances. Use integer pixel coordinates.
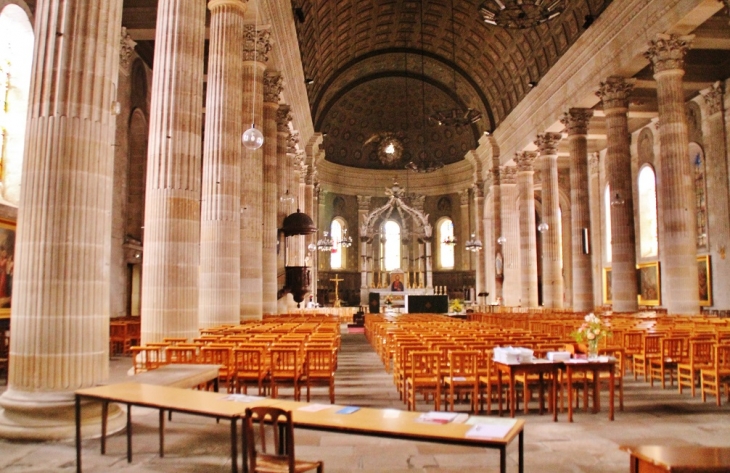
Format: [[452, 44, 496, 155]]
[[0, 219, 15, 318], [698, 255, 712, 307], [603, 267, 612, 305], [637, 262, 661, 306]]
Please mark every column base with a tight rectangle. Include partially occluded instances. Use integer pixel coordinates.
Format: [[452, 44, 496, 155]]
[[0, 388, 125, 441]]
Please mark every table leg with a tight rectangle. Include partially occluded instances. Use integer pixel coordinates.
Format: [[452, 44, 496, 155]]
[[241, 417, 249, 473], [230, 418, 238, 473], [609, 368, 615, 421], [518, 428, 524, 473], [126, 404, 132, 463], [499, 445, 506, 473], [497, 369, 503, 416], [551, 370, 558, 422], [75, 395, 82, 473], [101, 401, 108, 454], [159, 409, 165, 457], [567, 367, 574, 423], [509, 371, 516, 418], [538, 372, 545, 415], [593, 369, 600, 414]]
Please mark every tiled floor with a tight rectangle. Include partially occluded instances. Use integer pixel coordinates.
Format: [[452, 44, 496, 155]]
[[1, 330, 729, 472]]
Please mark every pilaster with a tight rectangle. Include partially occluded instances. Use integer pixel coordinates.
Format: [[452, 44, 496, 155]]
[[514, 151, 539, 307]]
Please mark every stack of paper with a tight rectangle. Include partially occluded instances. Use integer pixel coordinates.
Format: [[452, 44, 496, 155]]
[[415, 411, 459, 424], [464, 417, 517, 439]]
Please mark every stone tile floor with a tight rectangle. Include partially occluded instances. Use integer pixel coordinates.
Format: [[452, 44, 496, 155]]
[[0, 330, 729, 472]]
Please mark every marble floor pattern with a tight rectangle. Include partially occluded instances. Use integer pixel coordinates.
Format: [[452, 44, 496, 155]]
[[1, 329, 729, 472]]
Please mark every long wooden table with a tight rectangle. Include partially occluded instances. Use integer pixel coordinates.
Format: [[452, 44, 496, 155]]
[[76, 382, 525, 473], [620, 445, 730, 472]]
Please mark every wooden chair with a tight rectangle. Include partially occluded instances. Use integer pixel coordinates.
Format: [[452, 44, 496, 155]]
[[200, 346, 235, 392], [405, 351, 441, 411], [130, 346, 162, 373], [244, 407, 323, 473], [302, 348, 336, 403], [442, 350, 479, 412], [700, 344, 730, 406], [270, 348, 302, 401], [648, 337, 685, 389], [109, 321, 130, 356], [165, 346, 198, 364], [233, 347, 268, 396], [678, 340, 715, 397], [633, 334, 663, 381], [622, 331, 644, 376]]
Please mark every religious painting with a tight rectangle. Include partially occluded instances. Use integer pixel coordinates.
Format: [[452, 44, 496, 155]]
[[602, 267, 612, 305], [637, 262, 660, 306], [0, 219, 15, 318], [698, 255, 712, 307]]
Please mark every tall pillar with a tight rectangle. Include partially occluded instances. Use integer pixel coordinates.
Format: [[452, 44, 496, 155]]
[[357, 195, 371, 304], [474, 184, 486, 298], [597, 77, 638, 312], [262, 71, 282, 315], [489, 167, 503, 302], [240, 25, 271, 320], [645, 34, 699, 314], [514, 151, 539, 307], [199, 0, 247, 329], [562, 108, 595, 311], [588, 153, 604, 308], [459, 189, 470, 270], [276, 105, 293, 314], [500, 167, 521, 306], [536, 132, 564, 309], [142, 0, 206, 342], [0, 0, 125, 440]]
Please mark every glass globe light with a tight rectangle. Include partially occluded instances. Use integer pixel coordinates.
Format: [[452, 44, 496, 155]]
[[242, 124, 264, 150]]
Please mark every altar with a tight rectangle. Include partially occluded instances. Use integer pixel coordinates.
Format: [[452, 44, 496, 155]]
[[368, 291, 447, 314]]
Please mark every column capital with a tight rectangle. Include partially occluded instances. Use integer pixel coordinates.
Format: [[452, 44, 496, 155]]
[[560, 108, 593, 136], [208, 0, 248, 12], [119, 27, 137, 76], [243, 25, 272, 63], [287, 130, 300, 154], [644, 33, 693, 75], [500, 166, 517, 184], [460, 189, 470, 205], [473, 182, 485, 199], [535, 132, 562, 156], [700, 81, 724, 116], [276, 104, 292, 132], [514, 151, 538, 172], [357, 195, 371, 211], [488, 167, 501, 187], [589, 152, 600, 174], [597, 76, 634, 112], [263, 70, 283, 104]]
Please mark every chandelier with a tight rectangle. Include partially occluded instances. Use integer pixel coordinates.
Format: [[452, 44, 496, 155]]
[[465, 233, 483, 252], [443, 235, 457, 246], [340, 229, 353, 248], [479, 0, 566, 29], [316, 231, 334, 252]]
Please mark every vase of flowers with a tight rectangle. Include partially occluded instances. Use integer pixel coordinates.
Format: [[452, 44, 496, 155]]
[[571, 313, 611, 360], [450, 298, 463, 314], [384, 295, 393, 308]]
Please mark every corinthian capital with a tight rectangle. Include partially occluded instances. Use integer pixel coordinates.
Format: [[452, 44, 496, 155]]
[[644, 33, 693, 75], [119, 27, 137, 76], [500, 166, 517, 185], [276, 105, 292, 132], [535, 132, 562, 156], [560, 108, 593, 136], [264, 71, 283, 104], [514, 151, 538, 172], [700, 81, 724, 116], [288, 130, 300, 154], [243, 25, 272, 62], [596, 76, 634, 112]]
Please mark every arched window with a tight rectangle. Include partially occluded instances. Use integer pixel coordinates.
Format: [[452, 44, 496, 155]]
[[638, 165, 658, 257], [330, 218, 346, 269], [383, 220, 401, 271], [0, 5, 33, 204], [604, 185, 612, 263], [438, 218, 455, 269]]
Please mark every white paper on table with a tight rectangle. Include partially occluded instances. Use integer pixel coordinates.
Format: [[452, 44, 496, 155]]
[[298, 403, 332, 412], [464, 423, 514, 439], [219, 394, 265, 403], [415, 411, 459, 424]]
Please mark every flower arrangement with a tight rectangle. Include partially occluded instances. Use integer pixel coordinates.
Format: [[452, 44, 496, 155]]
[[384, 295, 393, 306], [571, 313, 611, 358], [450, 298, 463, 313]]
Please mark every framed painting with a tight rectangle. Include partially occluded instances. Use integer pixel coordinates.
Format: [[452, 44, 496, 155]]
[[637, 262, 661, 306], [602, 267, 612, 305], [0, 219, 15, 318], [698, 255, 712, 307]]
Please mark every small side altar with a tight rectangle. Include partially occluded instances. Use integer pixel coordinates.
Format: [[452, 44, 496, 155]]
[[368, 292, 448, 314]]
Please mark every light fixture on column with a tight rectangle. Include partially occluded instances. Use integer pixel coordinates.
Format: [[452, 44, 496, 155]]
[[610, 191, 625, 207], [465, 233, 483, 252], [479, 0, 566, 29], [537, 222, 549, 233], [242, 10, 264, 151], [496, 235, 507, 245]]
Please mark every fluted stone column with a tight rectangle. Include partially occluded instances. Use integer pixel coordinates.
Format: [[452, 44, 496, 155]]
[[240, 25, 270, 320], [199, 0, 246, 329], [460, 189, 470, 270], [588, 153, 604, 308], [142, 0, 205, 342], [357, 195, 371, 303], [562, 108, 594, 311], [474, 184, 486, 298], [500, 167, 521, 306], [262, 71, 282, 315], [515, 151, 539, 307], [597, 77, 638, 312], [0, 0, 125, 440], [489, 167, 503, 301], [276, 106, 294, 224], [536, 132, 564, 308], [645, 34, 699, 314], [700, 83, 730, 308]]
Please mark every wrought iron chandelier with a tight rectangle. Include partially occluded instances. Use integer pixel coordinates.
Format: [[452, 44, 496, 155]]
[[316, 231, 334, 252], [465, 233, 483, 252], [479, 0, 566, 29]]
